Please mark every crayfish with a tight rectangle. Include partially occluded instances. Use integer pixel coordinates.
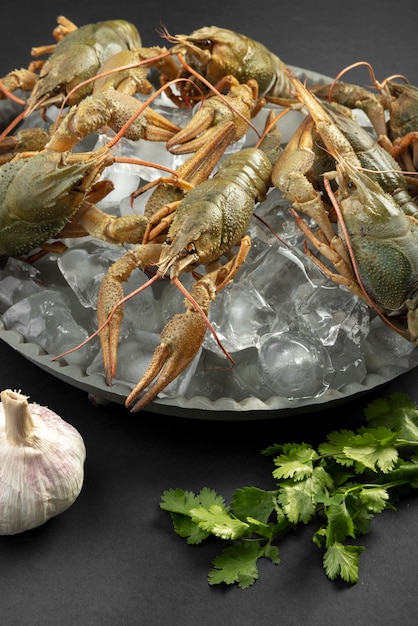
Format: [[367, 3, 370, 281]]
[[159, 25, 292, 106], [96, 115, 281, 411], [312, 61, 418, 173], [272, 70, 418, 346]]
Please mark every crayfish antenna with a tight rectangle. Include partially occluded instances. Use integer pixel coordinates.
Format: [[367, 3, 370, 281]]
[[330, 61, 381, 94], [156, 23, 178, 45]]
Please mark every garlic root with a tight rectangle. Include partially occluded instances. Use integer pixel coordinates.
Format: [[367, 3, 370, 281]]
[[0, 389, 86, 535]]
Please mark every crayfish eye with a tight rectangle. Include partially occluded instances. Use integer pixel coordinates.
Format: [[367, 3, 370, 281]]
[[186, 242, 197, 254], [165, 236, 172, 245], [391, 86, 402, 98], [347, 181, 356, 190], [51, 84, 64, 96], [194, 39, 213, 50]]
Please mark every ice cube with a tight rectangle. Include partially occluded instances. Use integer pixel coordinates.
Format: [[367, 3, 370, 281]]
[[0, 257, 43, 313], [245, 242, 322, 315], [2, 289, 98, 366], [131, 137, 187, 182], [158, 274, 195, 325], [258, 330, 332, 399], [93, 133, 142, 206], [231, 346, 275, 401], [58, 240, 159, 333], [363, 316, 418, 377], [185, 350, 248, 402], [58, 241, 121, 309], [204, 280, 276, 353], [326, 334, 367, 389], [295, 281, 370, 347], [253, 187, 306, 248]]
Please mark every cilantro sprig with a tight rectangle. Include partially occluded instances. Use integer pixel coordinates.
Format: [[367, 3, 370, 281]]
[[160, 392, 418, 588]]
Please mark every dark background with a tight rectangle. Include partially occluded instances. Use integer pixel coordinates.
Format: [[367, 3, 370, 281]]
[[1, 1, 418, 624]]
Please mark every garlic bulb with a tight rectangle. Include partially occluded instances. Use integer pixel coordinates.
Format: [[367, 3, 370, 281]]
[[0, 389, 86, 535]]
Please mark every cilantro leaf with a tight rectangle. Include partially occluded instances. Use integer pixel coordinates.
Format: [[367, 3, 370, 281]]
[[325, 501, 356, 545], [160, 488, 229, 543], [343, 427, 399, 473], [198, 487, 227, 509], [364, 393, 418, 443], [208, 541, 279, 589], [169, 512, 210, 544], [358, 486, 389, 513], [160, 488, 202, 515], [278, 481, 316, 524], [190, 505, 249, 540], [318, 430, 357, 466], [323, 542, 365, 583], [278, 466, 333, 524], [272, 443, 318, 481], [231, 486, 277, 524], [160, 487, 225, 515]]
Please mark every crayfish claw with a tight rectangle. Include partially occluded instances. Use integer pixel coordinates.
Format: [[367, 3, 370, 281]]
[[97, 251, 147, 386], [126, 308, 208, 412], [166, 107, 218, 154], [166, 82, 256, 155], [97, 273, 126, 386]]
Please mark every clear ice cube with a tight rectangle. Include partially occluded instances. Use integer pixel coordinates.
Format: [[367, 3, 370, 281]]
[[258, 330, 332, 399], [158, 273, 195, 326], [57, 241, 122, 309], [0, 257, 43, 313], [295, 281, 370, 347], [204, 280, 276, 353], [2, 289, 98, 366], [245, 242, 323, 316], [363, 316, 418, 377], [185, 350, 249, 403], [326, 334, 367, 389], [231, 346, 275, 401], [57, 240, 159, 333]]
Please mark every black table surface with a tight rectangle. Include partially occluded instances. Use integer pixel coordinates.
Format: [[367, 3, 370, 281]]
[[1, 1, 418, 624]]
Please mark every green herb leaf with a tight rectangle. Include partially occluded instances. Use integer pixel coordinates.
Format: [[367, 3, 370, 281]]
[[169, 512, 210, 544], [190, 505, 249, 540], [325, 501, 356, 545], [358, 486, 389, 513], [208, 541, 280, 589], [323, 542, 365, 583], [231, 486, 277, 524], [278, 466, 333, 524], [364, 393, 418, 443], [160, 487, 225, 515], [160, 488, 228, 543], [318, 430, 357, 466], [271, 443, 318, 481], [343, 427, 399, 473]]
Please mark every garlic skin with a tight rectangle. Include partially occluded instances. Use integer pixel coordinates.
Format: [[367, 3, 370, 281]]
[[0, 389, 86, 535]]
